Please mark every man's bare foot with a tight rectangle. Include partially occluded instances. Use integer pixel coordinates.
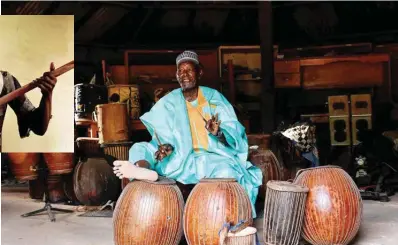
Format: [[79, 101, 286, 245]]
[[113, 160, 159, 181]]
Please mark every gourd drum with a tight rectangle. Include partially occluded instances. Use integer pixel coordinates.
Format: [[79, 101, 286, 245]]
[[184, 178, 253, 245], [43, 153, 75, 175], [7, 153, 41, 181], [108, 84, 141, 120], [249, 149, 282, 199], [73, 157, 121, 205], [263, 181, 308, 245], [95, 103, 130, 144], [293, 166, 363, 245], [113, 177, 184, 245]]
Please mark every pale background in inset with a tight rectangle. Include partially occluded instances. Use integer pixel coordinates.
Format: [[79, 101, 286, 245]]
[[0, 15, 74, 152]]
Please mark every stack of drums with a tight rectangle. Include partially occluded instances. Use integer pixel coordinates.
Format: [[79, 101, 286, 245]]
[[263, 180, 309, 245], [96, 89, 135, 189], [184, 178, 253, 245]]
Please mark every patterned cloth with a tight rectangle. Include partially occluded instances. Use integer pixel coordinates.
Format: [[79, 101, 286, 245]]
[[281, 121, 317, 153], [281, 121, 319, 167]]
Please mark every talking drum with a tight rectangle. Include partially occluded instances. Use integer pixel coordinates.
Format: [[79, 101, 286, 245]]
[[74, 83, 107, 123], [184, 178, 253, 245], [108, 84, 141, 120], [113, 177, 184, 245], [293, 166, 363, 245], [43, 153, 75, 175], [7, 153, 41, 181], [73, 157, 121, 206], [95, 103, 130, 144], [76, 137, 103, 158], [263, 181, 309, 245], [249, 149, 282, 199]]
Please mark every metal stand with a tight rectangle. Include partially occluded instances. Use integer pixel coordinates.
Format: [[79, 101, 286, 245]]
[[20, 167, 73, 222]]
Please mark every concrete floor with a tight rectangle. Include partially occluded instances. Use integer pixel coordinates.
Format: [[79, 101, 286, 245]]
[[2, 188, 398, 245]]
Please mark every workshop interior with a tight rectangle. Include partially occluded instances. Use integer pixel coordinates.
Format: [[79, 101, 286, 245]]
[[1, 1, 398, 245]]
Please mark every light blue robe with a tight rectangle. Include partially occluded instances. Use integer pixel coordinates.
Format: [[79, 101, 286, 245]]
[[129, 86, 263, 218]]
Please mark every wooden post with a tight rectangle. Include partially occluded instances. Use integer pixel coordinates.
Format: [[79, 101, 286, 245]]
[[258, 1, 275, 133]]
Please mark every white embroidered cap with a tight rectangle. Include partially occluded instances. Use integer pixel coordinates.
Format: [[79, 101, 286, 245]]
[[176, 50, 199, 67]]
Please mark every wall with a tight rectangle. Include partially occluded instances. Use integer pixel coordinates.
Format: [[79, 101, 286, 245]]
[[0, 15, 74, 152]]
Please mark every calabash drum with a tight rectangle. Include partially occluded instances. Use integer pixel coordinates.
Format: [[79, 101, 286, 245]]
[[184, 178, 253, 245], [293, 165, 363, 245], [7, 153, 40, 181], [248, 149, 282, 199], [95, 103, 130, 144], [47, 175, 67, 203], [100, 141, 133, 189], [263, 181, 309, 245], [73, 157, 120, 206], [74, 83, 107, 123], [113, 177, 184, 245], [223, 227, 257, 245], [43, 153, 75, 175], [108, 84, 141, 120], [76, 137, 103, 158]]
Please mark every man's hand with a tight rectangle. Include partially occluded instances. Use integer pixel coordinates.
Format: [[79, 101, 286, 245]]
[[36, 62, 57, 97], [205, 113, 221, 136], [155, 143, 174, 162]]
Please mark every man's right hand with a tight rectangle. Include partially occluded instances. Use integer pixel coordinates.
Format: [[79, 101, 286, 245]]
[[155, 144, 174, 162]]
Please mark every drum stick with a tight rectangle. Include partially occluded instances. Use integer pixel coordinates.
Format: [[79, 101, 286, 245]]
[[154, 130, 162, 146], [0, 61, 74, 106]]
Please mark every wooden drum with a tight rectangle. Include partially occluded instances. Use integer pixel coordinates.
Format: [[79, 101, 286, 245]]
[[43, 153, 75, 175], [293, 166, 363, 245], [223, 227, 257, 245], [108, 84, 141, 120], [76, 137, 103, 158], [101, 141, 133, 190], [113, 177, 184, 245], [7, 153, 40, 181], [184, 178, 253, 245], [263, 181, 309, 245], [47, 175, 67, 203], [249, 149, 282, 199], [73, 157, 120, 206], [74, 83, 107, 124], [101, 141, 132, 160], [95, 103, 129, 144]]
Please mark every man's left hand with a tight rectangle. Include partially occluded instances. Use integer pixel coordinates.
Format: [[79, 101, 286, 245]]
[[36, 62, 57, 96], [205, 113, 221, 136]]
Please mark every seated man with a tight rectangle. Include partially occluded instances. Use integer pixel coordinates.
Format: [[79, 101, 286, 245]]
[[0, 63, 57, 151], [113, 51, 262, 217]]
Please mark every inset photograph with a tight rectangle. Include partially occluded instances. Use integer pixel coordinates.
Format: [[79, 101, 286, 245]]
[[0, 15, 74, 152]]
